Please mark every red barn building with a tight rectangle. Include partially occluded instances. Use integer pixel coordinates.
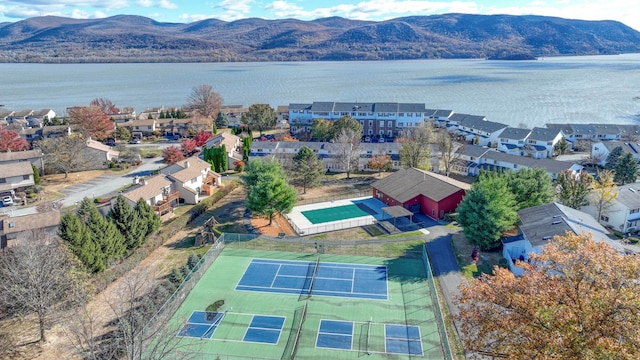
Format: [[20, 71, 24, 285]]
[[372, 168, 471, 220]]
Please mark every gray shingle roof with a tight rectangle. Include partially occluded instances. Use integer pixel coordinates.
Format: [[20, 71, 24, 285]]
[[433, 109, 453, 118], [482, 150, 579, 174], [459, 117, 506, 133], [372, 168, 470, 203], [310, 102, 335, 112], [612, 183, 640, 210], [546, 123, 574, 135], [333, 102, 374, 112], [529, 127, 561, 141], [517, 202, 622, 251], [459, 144, 491, 158], [0, 149, 42, 162], [500, 127, 531, 140]]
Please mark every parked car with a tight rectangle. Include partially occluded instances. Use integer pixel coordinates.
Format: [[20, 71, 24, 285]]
[[2, 196, 13, 206], [104, 138, 116, 146], [129, 137, 141, 144], [378, 137, 386, 143]]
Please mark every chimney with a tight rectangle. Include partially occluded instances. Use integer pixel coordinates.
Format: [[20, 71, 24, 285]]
[[142, 179, 147, 186], [132, 176, 139, 185], [184, 161, 190, 168]]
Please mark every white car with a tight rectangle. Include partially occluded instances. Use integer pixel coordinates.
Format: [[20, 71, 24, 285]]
[[2, 196, 13, 206]]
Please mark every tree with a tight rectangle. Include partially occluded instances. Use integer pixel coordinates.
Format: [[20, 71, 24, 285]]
[[292, 146, 324, 193], [67, 106, 114, 140], [114, 125, 132, 142], [215, 110, 228, 128], [109, 195, 146, 251], [0, 125, 29, 151], [334, 127, 360, 179], [331, 115, 362, 141], [436, 129, 462, 176], [367, 153, 391, 176], [242, 159, 297, 225], [556, 170, 593, 209], [589, 169, 618, 223], [186, 84, 223, 119], [311, 118, 333, 141], [613, 152, 639, 184], [399, 123, 432, 169], [457, 232, 640, 360], [506, 167, 554, 210], [59, 212, 102, 272], [162, 145, 185, 164], [135, 198, 161, 238], [90, 97, 119, 114], [193, 131, 212, 147], [32, 164, 40, 185], [35, 136, 99, 178], [242, 136, 252, 162], [604, 146, 624, 170], [242, 104, 277, 135], [553, 137, 569, 156], [181, 138, 197, 155], [77, 198, 127, 268], [457, 171, 518, 250], [0, 232, 85, 344]]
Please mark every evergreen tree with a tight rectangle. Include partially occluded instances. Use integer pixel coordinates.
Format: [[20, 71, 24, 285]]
[[506, 167, 554, 210], [58, 213, 102, 272], [32, 164, 40, 185], [169, 268, 184, 285], [221, 144, 228, 171], [604, 146, 624, 170], [242, 159, 297, 225], [242, 137, 252, 162], [292, 146, 324, 193], [215, 111, 228, 128], [84, 203, 126, 266], [457, 171, 518, 250], [180, 264, 191, 278], [108, 195, 146, 250], [614, 152, 639, 185], [187, 253, 201, 270], [135, 198, 161, 238]]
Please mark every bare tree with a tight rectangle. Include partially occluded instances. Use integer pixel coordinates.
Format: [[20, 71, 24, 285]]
[[35, 200, 64, 213], [398, 123, 433, 169], [35, 135, 101, 178], [436, 128, 463, 176], [334, 128, 360, 179], [90, 98, 120, 114], [0, 231, 85, 344], [186, 84, 223, 120]]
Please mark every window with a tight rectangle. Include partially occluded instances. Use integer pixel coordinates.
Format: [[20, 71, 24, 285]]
[[398, 122, 404, 127], [379, 121, 384, 127], [0, 178, 5, 183], [387, 121, 392, 127], [631, 208, 640, 214], [191, 177, 197, 184], [23, 175, 30, 180]]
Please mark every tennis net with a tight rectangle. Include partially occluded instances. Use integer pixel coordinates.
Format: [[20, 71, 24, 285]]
[[290, 300, 308, 359], [307, 257, 321, 297]]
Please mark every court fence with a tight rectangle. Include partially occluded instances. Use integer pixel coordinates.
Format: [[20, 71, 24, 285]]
[[296, 189, 371, 206], [287, 216, 376, 236], [422, 244, 454, 360]]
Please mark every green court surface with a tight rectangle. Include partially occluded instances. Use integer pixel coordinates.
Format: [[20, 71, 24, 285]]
[[301, 204, 371, 224], [169, 248, 447, 359]]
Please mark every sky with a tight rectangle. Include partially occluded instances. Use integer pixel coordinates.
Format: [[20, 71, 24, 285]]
[[0, 0, 639, 32]]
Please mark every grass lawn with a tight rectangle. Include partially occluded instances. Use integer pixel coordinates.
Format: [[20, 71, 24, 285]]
[[451, 233, 504, 280]]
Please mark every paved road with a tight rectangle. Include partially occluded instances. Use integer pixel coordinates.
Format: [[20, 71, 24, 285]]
[[8, 156, 166, 216]]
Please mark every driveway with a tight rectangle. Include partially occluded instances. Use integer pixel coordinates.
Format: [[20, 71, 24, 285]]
[[11, 157, 166, 216]]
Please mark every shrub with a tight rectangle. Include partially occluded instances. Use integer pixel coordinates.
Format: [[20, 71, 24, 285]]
[[168, 267, 184, 285], [205, 299, 225, 312], [108, 161, 115, 168]]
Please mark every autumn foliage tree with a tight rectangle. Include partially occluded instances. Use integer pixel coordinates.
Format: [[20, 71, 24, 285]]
[[67, 106, 114, 140], [457, 232, 640, 359], [367, 153, 391, 176], [0, 125, 29, 151], [589, 169, 618, 223], [193, 131, 212, 147], [162, 146, 185, 164], [181, 138, 197, 155]]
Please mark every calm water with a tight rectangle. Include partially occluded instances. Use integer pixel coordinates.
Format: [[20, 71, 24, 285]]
[[1, 54, 640, 128]]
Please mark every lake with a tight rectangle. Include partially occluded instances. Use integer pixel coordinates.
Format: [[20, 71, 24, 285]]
[[1, 54, 640, 128]]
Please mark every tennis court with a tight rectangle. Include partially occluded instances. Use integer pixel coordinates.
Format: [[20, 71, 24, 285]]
[[236, 258, 388, 300], [167, 245, 448, 359]]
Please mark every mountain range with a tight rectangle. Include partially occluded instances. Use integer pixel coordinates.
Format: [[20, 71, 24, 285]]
[[1, 13, 640, 63]]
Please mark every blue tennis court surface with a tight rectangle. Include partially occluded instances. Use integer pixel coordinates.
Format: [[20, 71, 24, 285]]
[[316, 320, 354, 350], [236, 258, 388, 300], [243, 315, 285, 344], [177, 311, 225, 339], [385, 324, 423, 356]]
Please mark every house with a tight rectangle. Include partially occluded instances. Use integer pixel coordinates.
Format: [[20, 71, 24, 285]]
[[160, 157, 222, 204], [591, 140, 640, 166], [86, 138, 119, 164], [204, 132, 242, 169], [454, 116, 507, 147], [371, 168, 471, 220], [30, 109, 56, 126], [121, 175, 179, 216], [503, 202, 624, 275], [497, 127, 532, 156], [220, 105, 249, 127], [582, 183, 640, 233], [0, 149, 44, 175], [0, 211, 61, 250], [119, 119, 157, 138], [0, 162, 35, 195], [525, 127, 563, 158]]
